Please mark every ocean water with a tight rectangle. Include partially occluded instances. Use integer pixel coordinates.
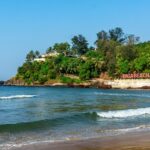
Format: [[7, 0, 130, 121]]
[[0, 86, 150, 149]]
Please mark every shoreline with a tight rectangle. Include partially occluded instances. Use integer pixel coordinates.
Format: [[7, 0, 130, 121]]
[[12, 130, 150, 150], [2, 84, 150, 90], [3, 78, 150, 89]]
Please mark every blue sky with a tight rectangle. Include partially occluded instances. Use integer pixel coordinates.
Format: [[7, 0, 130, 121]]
[[0, 0, 150, 80]]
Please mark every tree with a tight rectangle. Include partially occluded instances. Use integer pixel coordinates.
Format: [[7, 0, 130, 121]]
[[95, 30, 108, 44], [46, 47, 53, 54], [89, 46, 95, 51], [120, 45, 137, 61], [53, 42, 70, 56], [79, 60, 99, 80], [26, 50, 40, 62], [35, 50, 40, 58], [38, 74, 48, 84], [126, 34, 140, 45], [48, 69, 57, 79], [71, 35, 89, 55], [116, 58, 129, 74], [109, 27, 125, 43], [26, 50, 36, 62], [134, 56, 147, 72]]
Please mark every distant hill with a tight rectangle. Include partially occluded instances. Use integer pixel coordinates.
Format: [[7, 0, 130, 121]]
[[0, 81, 4, 85]]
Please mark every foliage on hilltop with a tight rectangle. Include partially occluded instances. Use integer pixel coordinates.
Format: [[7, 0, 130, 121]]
[[16, 27, 150, 85]]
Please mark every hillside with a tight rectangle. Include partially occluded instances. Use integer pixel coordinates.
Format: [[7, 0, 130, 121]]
[[8, 27, 150, 87]]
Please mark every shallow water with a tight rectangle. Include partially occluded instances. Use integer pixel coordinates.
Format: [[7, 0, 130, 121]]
[[0, 86, 150, 149]]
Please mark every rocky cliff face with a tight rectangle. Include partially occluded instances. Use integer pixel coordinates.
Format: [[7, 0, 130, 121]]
[[5, 77, 26, 86]]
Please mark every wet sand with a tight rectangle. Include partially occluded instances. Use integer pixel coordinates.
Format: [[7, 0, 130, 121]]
[[12, 131, 150, 150]]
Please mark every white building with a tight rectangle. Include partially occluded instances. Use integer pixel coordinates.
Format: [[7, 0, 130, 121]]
[[41, 51, 59, 58], [34, 58, 46, 62], [34, 51, 59, 62]]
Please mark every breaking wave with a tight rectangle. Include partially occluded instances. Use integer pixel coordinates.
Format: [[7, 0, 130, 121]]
[[97, 107, 150, 118], [0, 95, 36, 100], [94, 92, 150, 98]]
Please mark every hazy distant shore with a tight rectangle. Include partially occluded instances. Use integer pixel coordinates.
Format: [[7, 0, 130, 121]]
[[12, 131, 150, 150]]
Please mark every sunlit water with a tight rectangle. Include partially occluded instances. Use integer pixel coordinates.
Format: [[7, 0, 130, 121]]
[[0, 86, 150, 149]]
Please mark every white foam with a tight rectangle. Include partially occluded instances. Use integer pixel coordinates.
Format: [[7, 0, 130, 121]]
[[0, 95, 36, 100], [97, 107, 150, 118], [1, 125, 150, 150], [0, 139, 62, 150], [94, 92, 150, 98]]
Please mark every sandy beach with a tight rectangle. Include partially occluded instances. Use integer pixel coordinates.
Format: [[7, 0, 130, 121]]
[[1, 87, 150, 150], [12, 131, 150, 150]]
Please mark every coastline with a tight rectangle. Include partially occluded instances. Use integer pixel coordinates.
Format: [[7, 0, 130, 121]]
[[12, 130, 150, 150], [3, 78, 150, 89]]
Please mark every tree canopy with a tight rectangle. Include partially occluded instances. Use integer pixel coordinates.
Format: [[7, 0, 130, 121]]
[[16, 27, 150, 85], [26, 50, 40, 62], [71, 35, 89, 55]]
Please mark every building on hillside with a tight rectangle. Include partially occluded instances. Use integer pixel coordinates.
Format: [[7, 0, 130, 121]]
[[41, 51, 59, 58], [33, 58, 46, 62], [34, 51, 59, 62]]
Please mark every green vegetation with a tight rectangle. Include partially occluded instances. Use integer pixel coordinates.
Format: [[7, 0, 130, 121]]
[[26, 50, 40, 62], [16, 27, 150, 85]]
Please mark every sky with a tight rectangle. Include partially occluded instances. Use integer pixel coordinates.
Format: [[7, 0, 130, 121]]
[[0, 0, 150, 80]]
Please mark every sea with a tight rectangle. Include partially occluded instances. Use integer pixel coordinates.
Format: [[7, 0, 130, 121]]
[[0, 86, 150, 149]]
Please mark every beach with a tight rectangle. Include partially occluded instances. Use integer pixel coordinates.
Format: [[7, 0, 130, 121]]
[[12, 131, 150, 150], [1, 0, 150, 149], [0, 86, 150, 150]]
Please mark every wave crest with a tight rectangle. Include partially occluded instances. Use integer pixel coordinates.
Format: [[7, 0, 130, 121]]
[[94, 92, 150, 98], [0, 95, 36, 100], [97, 107, 150, 118]]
